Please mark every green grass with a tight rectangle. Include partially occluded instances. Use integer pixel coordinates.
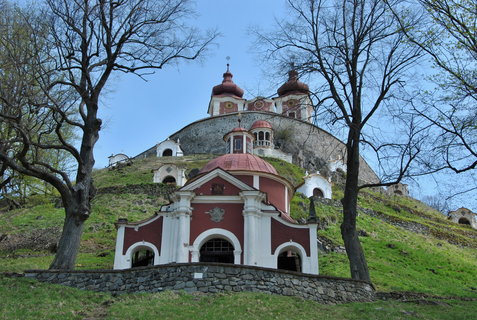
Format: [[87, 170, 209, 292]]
[[318, 213, 477, 297], [92, 155, 214, 189], [1, 152, 477, 317], [261, 156, 305, 187], [1, 275, 476, 320]]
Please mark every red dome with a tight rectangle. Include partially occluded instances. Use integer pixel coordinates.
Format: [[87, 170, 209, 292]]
[[212, 66, 244, 98], [277, 70, 309, 97], [223, 127, 250, 141], [250, 120, 272, 130], [200, 153, 278, 175]]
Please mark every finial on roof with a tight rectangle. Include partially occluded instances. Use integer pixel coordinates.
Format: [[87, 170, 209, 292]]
[[226, 56, 231, 72], [211, 57, 244, 98]]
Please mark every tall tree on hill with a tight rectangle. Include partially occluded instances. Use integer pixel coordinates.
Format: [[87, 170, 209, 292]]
[[389, 0, 476, 198], [255, 0, 425, 281], [0, 0, 217, 270], [0, 0, 74, 208]]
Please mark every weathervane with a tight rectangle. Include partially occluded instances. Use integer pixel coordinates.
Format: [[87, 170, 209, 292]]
[[291, 54, 296, 69], [226, 56, 231, 72]]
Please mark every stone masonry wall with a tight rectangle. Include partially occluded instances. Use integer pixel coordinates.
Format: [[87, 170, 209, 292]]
[[135, 112, 379, 183], [25, 263, 375, 304]]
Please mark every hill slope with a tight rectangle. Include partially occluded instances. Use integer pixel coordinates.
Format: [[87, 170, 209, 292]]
[[1, 155, 476, 300]]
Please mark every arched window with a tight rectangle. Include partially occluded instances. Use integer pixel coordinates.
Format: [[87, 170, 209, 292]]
[[265, 132, 270, 141], [313, 188, 324, 198], [259, 131, 264, 140], [458, 218, 471, 225], [277, 250, 301, 272], [162, 176, 176, 185], [254, 132, 258, 141], [226, 138, 231, 153], [162, 149, 173, 157], [131, 247, 155, 268], [199, 238, 234, 264]]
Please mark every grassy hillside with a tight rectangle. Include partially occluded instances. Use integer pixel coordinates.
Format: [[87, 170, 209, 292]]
[[1, 155, 476, 318], [1, 274, 476, 320]]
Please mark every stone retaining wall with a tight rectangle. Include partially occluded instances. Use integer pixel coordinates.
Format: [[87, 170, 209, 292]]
[[25, 263, 375, 304], [135, 112, 379, 184]]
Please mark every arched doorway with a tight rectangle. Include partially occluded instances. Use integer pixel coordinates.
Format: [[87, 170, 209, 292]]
[[199, 238, 234, 263], [162, 149, 173, 157], [458, 218, 471, 225], [277, 250, 301, 272], [313, 188, 324, 198], [162, 176, 176, 185], [131, 247, 155, 268]]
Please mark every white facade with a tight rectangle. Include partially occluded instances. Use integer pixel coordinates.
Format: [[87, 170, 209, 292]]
[[207, 96, 246, 116], [153, 164, 187, 186], [328, 157, 347, 173], [273, 94, 314, 122], [297, 173, 332, 199], [156, 138, 184, 157], [448, 208, 477, 229], [114, 168, 319, 274], [108, 153, 130, 167], [253, 148, 293, 163]]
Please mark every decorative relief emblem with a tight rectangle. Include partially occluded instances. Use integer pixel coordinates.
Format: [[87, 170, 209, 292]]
[[211, 183, 224, 195], [254, 100, 264, 109], [206, 207, 225, 222], [166, 166, 173, 173]]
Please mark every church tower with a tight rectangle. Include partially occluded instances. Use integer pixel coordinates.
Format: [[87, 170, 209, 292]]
[[207, 65, 246, 116], [274, 70, 313, 122]]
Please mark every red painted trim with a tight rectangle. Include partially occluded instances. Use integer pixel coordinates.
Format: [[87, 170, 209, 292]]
[[194, 176, 241, 196], [271, 218, 310, 256], [123, 216, 163, 255], [190, 203, 244, 252], [260, 177, 287, 212]]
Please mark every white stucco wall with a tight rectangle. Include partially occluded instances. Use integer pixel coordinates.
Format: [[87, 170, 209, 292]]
[[108, 153, 129, 167], [153, 164, 187, 186], [156, 139, 184, 157], [296, 174, 332, 199]]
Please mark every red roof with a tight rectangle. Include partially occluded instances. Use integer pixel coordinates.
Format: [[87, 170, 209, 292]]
[[200, 153, 278, 175], [212, 66, 244, 98], [277, 70, 309, 97], [231, 127, 248, 133], [250, 120, 272, 130]]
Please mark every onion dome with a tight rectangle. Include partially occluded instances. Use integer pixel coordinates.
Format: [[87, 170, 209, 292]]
[[212, 64, 244, 98], [199, 153, 278, 175], [277, 70, 309, 97], [250, 120, 272, 130]]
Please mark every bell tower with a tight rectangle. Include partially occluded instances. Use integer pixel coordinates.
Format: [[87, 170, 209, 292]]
[[208, 64, 246, 116], [274, 69, 313, 122]]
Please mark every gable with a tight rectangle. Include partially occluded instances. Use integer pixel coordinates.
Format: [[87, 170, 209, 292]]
[[181, 168, 255, 193], [194, 176, 242, 196]]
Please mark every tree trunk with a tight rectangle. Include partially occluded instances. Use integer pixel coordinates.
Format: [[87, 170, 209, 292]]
[[340, 126, 371, 282], [49, 204, 85, 270]]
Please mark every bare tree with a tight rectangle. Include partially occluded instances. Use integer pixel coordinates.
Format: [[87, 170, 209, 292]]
[[255, 0, 425, 281], [0, 0, 217, 269], [389, 0, 476, 174]]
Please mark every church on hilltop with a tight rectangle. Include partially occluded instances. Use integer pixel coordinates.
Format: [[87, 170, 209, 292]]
[[112, 66, 379, 274]]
